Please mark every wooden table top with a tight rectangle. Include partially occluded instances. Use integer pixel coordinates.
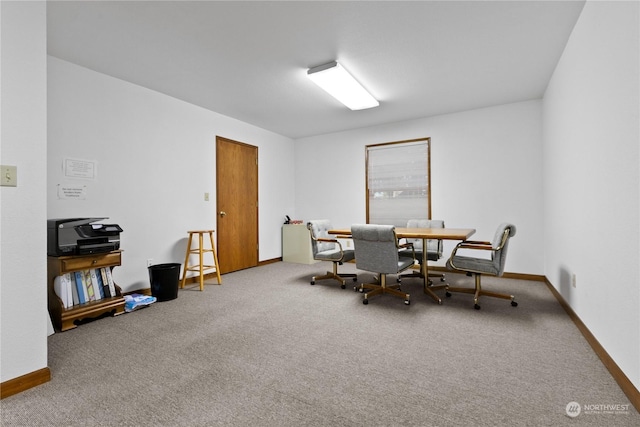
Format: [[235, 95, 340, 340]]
[[329, 227, 476, 240]]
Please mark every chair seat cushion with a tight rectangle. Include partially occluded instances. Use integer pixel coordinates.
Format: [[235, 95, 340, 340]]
[[399, 249, 439, 262], [315, 248, 355, 263], [447, 256, 500, 276], [398, 256, 415, 272]]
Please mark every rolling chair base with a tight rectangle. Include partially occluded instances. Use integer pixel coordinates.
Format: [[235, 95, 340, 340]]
[[311, 260, 357, 289], [401, 272, 447, 285], [311, 271, 357, 289], [400, 267, 446, 305], [445, 274, 517, 310], [356, 275, 410, 305], [401, 265, 446, 283]]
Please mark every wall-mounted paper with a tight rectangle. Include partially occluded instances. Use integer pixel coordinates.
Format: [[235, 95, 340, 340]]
[[57, 184, 87, 200], [64, 158, 96, 180]]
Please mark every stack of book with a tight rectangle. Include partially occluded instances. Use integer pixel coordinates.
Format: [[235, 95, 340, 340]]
[[53, 267, 118, 309]]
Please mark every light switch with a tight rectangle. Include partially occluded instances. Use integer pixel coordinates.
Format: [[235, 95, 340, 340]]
[[204, 192, 209, 201], [0, 165, 17, 187]]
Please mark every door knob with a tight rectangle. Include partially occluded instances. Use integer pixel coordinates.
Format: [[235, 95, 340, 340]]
[[219, 211, 226, 217]]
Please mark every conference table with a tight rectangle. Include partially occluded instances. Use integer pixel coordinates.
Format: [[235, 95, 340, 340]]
[[328, 227, 476, 304]]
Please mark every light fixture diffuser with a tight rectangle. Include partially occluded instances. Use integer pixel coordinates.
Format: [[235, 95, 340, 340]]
[[307, 61, 379, 110]]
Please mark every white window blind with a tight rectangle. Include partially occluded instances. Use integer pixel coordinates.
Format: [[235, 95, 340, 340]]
[[366, 139, 431, 226]]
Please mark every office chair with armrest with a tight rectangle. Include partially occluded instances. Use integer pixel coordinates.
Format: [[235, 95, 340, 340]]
[[351, 224, 415, 305], [399, 219, 446, 285], [445, 223, 517, 310], [307, 220, 357, 289]]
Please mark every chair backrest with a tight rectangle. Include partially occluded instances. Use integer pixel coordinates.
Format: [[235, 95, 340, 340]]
[[491, 223, 517, 275], [307, 220, 335, 256], [351, 224, 402, 274], [405, 219, 444, 256]]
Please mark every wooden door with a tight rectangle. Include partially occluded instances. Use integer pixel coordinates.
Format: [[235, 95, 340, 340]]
[[216, 136, 259, 273]]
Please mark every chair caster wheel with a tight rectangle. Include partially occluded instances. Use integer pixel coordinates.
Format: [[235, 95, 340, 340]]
[[353, 286, 359, 292], [511, 301, 518, 307], [310, 281, 315, 285], [359, 288, 364, 293], [440, 277, 446, 282], [363, 299, 368, 305], [445, 292, 451, 297], [341, 284, 346, 289], [404, 300, 410, 305], [474, 304, 481, 310], [352, 277, 358, 282]]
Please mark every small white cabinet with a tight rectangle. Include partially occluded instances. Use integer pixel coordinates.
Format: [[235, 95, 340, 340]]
[[282, 224, 317, 264]]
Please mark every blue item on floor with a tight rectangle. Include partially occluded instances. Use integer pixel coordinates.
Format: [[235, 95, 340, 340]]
[[124, 293, 157, 312]]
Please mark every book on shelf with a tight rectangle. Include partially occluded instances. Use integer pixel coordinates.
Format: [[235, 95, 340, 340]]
[[104, 267, 117, 297], [70, 274, 79, 306], [65, 273, 74, 308], [53, 273, 73, 309], [90, 269, 105, 300], [99, 267, 112, 298], [53, 275, 67, 308], [74, 271, 88, 304], [66, 273, 74, 308], [83, 269, 97, 302]]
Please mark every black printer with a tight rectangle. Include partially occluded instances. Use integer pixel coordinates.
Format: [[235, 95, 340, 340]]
[[47, 217, 123, 256]]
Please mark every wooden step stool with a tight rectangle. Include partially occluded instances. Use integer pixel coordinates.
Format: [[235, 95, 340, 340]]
[[180, 230, 222, 291]]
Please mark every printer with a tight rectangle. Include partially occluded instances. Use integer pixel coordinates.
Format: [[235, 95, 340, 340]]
[[47, 217, 123, 256]]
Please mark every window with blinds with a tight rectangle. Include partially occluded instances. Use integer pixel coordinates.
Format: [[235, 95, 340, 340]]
[[366, 138, 431, 226]]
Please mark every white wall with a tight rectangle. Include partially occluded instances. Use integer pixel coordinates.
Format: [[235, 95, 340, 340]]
[[0, 1, 49, 382], [48, 57, 295, 292], [294, 100, 544, 275], [542, 0, 639, 390]]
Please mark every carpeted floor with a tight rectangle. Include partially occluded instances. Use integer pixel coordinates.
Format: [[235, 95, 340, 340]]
[[1, 261, 638, 426]]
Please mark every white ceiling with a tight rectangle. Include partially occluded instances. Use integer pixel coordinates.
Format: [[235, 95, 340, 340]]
[[47, 1, 586, 139]]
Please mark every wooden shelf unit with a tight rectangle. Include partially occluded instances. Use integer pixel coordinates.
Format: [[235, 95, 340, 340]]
[[47, 250, 125, 332]]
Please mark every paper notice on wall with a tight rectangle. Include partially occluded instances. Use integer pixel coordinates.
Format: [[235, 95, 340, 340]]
[[57, 184, 87, 200], [64, 158, 97, 180]]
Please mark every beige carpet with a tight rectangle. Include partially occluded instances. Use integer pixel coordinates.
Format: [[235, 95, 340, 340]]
[[1, 261, 638, 426]]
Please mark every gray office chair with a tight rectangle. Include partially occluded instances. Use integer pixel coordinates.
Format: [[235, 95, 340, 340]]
[[399, 219, 446, 285], [351, 224, 415, 305], [445, 223, 517, 310], [307, 220, 357, 289]]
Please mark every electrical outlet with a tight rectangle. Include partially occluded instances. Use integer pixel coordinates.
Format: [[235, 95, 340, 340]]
[[346, 240, 352, 248], [147, 259, 154, 267], [571, 274, 577, 288]]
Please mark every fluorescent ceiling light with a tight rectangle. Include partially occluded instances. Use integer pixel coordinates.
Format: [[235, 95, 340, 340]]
[[307, 61, 379, 110]]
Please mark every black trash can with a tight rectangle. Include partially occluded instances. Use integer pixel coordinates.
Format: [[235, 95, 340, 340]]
[[148, 263, 181, 301]]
